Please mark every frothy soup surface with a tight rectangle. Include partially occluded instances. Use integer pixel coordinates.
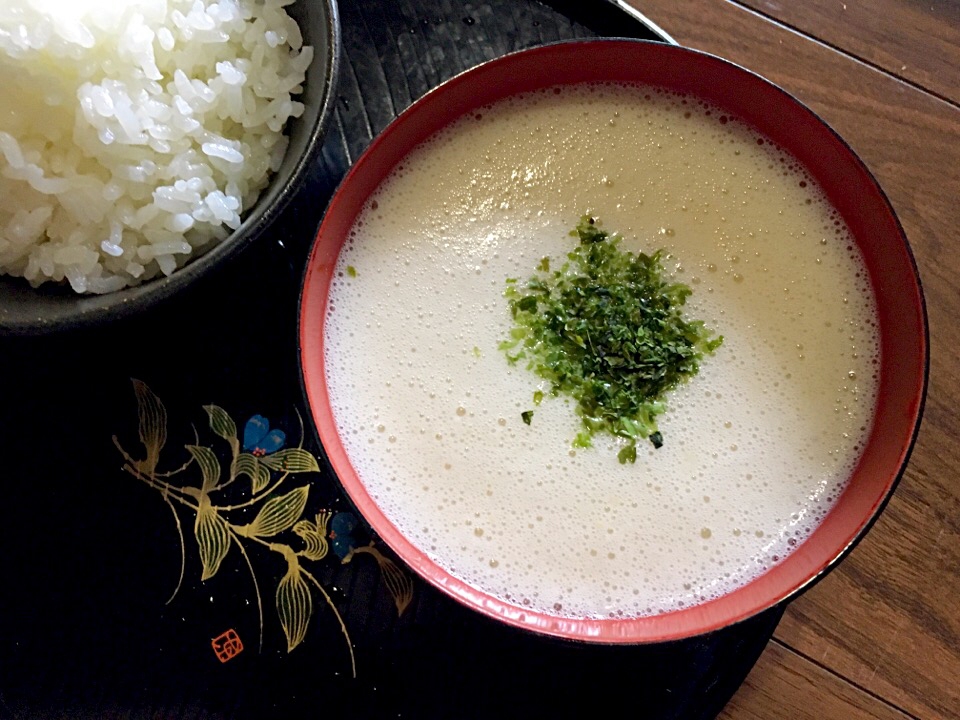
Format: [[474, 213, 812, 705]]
[[323, 84, 879, 618]]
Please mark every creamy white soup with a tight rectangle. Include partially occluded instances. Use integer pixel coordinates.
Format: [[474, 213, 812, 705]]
[[323, 84, 879, 618]]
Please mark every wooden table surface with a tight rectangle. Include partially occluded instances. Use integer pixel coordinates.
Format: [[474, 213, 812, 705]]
[[623, 1, 960, 718]]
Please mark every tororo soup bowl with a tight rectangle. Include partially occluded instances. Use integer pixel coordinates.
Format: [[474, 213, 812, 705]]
[[298, 40, 927, 643]]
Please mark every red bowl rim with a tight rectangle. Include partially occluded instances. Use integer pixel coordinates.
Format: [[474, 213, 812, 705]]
[[298, 38, 929, 643]]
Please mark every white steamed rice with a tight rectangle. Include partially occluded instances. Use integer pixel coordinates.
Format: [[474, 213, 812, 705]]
[[0, 0, 313, 293]]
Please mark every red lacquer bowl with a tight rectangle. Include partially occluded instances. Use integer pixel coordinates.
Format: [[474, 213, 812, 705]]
[[298, 40, 928, 643]]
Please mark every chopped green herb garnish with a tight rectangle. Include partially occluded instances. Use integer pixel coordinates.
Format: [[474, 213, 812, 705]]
[[473, 346, 482, 358], [521, 411, 534, 425], [346, 265, 357, 277], [617, 444, 637, 464], [502, 215, 722, 462], [533, 390, 544, 405]]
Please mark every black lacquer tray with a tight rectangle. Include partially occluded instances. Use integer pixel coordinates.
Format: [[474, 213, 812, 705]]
[[0, 2, 782, 718]]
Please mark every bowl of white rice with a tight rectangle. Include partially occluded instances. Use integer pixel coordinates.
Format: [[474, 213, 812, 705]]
[[0, 0, 340, 334]]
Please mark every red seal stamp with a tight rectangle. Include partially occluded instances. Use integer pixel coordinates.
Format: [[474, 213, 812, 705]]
[[211, 629, 243, 663]]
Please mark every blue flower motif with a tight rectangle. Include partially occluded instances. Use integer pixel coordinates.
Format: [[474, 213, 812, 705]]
[[243, 415, 286, 457], [329, 512, 358, 559]]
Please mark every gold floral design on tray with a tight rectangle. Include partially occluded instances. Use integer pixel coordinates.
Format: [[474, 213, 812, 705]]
[[112, 380, 413, 677]]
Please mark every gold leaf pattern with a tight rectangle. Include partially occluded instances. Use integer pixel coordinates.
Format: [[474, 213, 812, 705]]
[[294, 510, 332, 561], [133, 379, 167, 474], [243, 486, 309, 538], [116, 383, 365, 674], [203, 405, 239, 457], [232, 453, 271, 494], [276, 557, 312, 652], [195, 500, 231, 581], [352, 545, 414, 617], [186, 445, 221, 494], [258, 448, 320, 474]]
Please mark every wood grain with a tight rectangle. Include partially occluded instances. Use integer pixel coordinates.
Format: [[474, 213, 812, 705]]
[[628, 1, 960, 718], [718, 641, 912, 720], [735, 0, 960, 104]]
